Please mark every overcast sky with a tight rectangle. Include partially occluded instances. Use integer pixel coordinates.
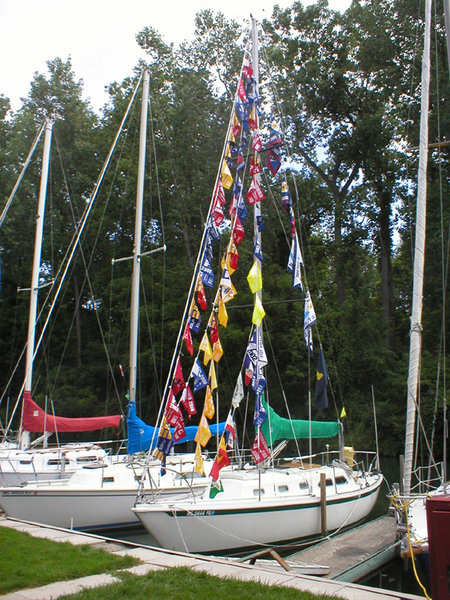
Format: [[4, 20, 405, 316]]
[[1, 0, 350, 114]]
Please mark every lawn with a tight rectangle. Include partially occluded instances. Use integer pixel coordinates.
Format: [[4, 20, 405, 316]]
[[0, 526, 343, 600], [59, 567, 342, 600], [0, 526, 139, 594]]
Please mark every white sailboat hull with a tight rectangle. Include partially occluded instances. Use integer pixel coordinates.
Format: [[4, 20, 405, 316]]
[[133, 466, 383, 553], [0, 444, 108, 486], [0, 456, 210, 531]]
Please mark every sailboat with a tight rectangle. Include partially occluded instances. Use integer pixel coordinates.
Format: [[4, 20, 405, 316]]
[[132, 17, 383, 554], [0, 69, 225, 531], [389, 0, 449, 567], [0, 119, 122, 486]]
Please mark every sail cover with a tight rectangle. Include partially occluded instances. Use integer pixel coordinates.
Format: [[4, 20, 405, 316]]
[[260, 399, 339, 443], [127, 400, 225, 454], [22, 391, 122, 433]]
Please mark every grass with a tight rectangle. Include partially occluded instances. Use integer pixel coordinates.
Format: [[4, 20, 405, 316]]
[[0, 527, 343, 600], [0, 526, 139, 594], [59, 567, 342, 600]]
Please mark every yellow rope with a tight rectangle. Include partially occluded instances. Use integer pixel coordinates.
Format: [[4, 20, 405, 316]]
[[393, 495, 432, 600]]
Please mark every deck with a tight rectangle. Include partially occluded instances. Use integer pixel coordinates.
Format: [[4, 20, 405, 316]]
[[287, 515, 400, 582]]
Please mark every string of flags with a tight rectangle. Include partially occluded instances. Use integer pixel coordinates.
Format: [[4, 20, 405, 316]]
[[153, 49, 331, 477]]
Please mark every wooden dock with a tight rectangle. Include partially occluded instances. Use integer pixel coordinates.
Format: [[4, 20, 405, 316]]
[[287, 515, 400, 582]]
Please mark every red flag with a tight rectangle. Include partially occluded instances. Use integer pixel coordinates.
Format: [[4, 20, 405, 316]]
[[251, 429, 271, 464], [252, 131, 262, 152], [214, 179, 226, 205], [243, 55, 253, 79], [183, 322, 193, 356], [225, 413, 236, 449], [238, 79, 248, 102], [173, 417, 186, 442], [180, 385, 196, 417], [209, 314, 219, 344], [232, 216, 245, 246], [229, 243, 239, 272], [196, 279, 207, 311], [231, 116, 241, 140], [246, 178, 265, 205], [250, 157, 262, 176], [165, 390, 183, 426], [210, 436, 231, 481], [172, 358, 185, 396]]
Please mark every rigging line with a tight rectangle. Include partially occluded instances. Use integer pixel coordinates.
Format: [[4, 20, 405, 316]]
[[48, 129, 129, 410], [107, 92, 140, 406], [151, 51, 252, 439], [147, 73, 167, 398], [140, 268, 163, 402], [260, 45, 346, 425], [3, 74, 143, 435], [266, 162, 341, 422], [262, 319, 302, 458], [227, 298, 302, 310], [0, 121, 46, 229], [434, 0, 448, 485]]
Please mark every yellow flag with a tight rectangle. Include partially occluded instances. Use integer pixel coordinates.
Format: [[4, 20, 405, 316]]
[[247, 261, 263, 294], [252, 296, 266, 326], [209, 361, 217, 391], [340, 406, 347, 419], [218, 296, 228, 328], [199, 332, 213, 365], [212, 339, 223, 362], [195, 413, 212, 447], [194, 442, 204, 474], [204, 385, 215, 419], [221, 161, 233, 189]]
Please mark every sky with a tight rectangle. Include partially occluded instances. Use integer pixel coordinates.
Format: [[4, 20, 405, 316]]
[[0, 0, 350, 115]]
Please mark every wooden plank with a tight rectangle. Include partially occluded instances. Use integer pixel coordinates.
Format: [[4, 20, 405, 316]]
[[286, 515, 398, 581]]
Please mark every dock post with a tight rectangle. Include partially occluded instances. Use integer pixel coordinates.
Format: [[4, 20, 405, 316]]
[[320, 472, 327, 536]]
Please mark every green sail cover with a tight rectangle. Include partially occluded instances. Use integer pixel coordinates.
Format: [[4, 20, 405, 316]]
[[260, 399, 339, 443]]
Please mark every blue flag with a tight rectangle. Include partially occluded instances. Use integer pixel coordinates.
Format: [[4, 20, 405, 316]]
[[304, 291, 316, 354], [192, 358, 208, 392], [200, 256, 214, 287], [253, 393, 268, 427], [236, 196, 248, 222]]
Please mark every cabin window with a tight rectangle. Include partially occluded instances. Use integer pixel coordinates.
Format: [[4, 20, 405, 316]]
[[19, 460, 32, 465], [278, 485, 289, 493], [335, 476, 347, 485], [253, 488, 265, 496], [103, 476, 115, 483], [326, 479, 333, 486], [47, 459, 64, 466], [76, 456, 98, 463], [299, 481, 308, 490]]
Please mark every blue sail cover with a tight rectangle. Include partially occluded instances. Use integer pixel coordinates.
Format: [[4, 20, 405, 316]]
[[127, 401, 225, 455]]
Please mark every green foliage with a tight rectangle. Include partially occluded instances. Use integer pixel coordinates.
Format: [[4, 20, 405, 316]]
[[0, 1, 447, 463]]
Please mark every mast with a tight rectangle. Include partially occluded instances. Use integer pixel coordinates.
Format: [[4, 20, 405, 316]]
[[403, 0, 432, 496], [129, 69, 150, 407], [251, 16, 265, 463], [20, 119, 53, 449], [251, 16, 262, 309]]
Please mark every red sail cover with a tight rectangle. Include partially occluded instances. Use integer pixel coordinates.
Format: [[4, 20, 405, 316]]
[[22, 391, 122, 433]]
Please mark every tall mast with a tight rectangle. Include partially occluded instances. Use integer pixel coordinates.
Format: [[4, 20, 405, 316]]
[[129, 69, 150, 406], [20, 118, 53, 449], [251, 16, 262, 291], [403, 0, 432, 496]]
